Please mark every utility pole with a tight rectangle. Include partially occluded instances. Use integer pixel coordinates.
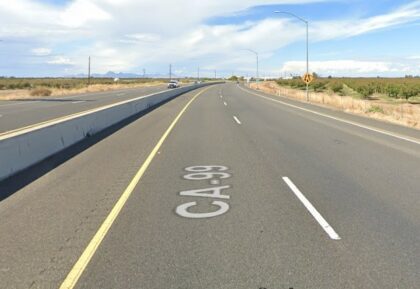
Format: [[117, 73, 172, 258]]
[[214, 70, 217, 79], [197, 66, 200, 82], [87, 56, 91, 87], [274, 11, 309, 101], [169, 64, 172, 80], [143, 68, 146, 78]]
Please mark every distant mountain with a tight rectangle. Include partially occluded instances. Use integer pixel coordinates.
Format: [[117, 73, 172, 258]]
[[98, 71, 143, 78]]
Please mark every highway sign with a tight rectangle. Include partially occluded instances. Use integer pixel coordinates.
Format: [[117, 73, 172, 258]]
[[302, 73, 314, 84]]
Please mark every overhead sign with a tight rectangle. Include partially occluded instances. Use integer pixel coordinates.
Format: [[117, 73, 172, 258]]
[[302, 73, 314, 84]]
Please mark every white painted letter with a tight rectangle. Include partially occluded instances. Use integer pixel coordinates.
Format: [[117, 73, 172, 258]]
[[176, 201, 229, 218], [179, 185, 230, 199]]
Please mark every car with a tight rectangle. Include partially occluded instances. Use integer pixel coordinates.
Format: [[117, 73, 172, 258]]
[[167, 80, 180, 88]]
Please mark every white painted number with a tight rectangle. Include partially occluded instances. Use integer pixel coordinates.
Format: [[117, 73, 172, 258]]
[[183, 172, 231, 180], [185, 165, 228, 172]]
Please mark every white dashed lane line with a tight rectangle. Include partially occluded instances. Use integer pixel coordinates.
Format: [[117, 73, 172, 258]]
[[282, 177, 341, 240], [233, 116, 241, 125]]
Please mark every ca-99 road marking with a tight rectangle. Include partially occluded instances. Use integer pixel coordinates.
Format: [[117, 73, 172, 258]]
[[176, 165, 232, 219]]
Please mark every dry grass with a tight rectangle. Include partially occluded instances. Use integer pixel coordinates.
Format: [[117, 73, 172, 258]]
[[0, 81, 165, 101], [30, 88, 52, 97], [250, 81, 420, 129]]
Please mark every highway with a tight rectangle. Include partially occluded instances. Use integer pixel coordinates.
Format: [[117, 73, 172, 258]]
[[0, 84, 168, 134], [0, 83, 419, 289]]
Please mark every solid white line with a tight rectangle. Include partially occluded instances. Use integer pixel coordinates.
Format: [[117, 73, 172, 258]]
[[71, 100, 86, 104], [238, 85, 420, 146], [224, 101, 227, 106], [282, 177, 341, 240], [233, 116, 241, 125]]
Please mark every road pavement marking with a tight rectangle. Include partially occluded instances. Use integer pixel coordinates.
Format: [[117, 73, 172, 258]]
[[224, 101, 227, 106], [71, 101, 86, 104], [233, 116, 241, 125], [282, 177, 341, 240], [59, 87, 211, 289], [238, 85, 420, 146], [176, 166, 232, 219], [220, 95, 223, 98]]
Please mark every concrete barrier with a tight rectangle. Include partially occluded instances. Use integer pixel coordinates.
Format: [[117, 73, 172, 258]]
[[0, 82, 220, 181]]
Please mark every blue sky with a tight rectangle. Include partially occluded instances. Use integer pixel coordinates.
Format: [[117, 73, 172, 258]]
[[0, 0, 419, 77]]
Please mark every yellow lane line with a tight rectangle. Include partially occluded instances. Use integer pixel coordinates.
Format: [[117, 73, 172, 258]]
[[59, 86, 210, 289]]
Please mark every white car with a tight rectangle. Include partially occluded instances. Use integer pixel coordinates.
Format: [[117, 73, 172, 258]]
[[167, 80, 180, 88]]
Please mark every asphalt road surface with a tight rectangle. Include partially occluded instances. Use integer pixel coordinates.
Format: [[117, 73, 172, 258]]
[[0, 84, 168, 133], [0, 83, 419, 289]]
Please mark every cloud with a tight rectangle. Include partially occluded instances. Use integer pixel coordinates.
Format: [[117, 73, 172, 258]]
[[279, 60, 415, 76], [31, 47, 52, 56], [313, 1, 420, 40], [59, 0, 112, 28], [119, 33, 161, 44], [0, 0, 419, 76], [47, 56, 74, 65]]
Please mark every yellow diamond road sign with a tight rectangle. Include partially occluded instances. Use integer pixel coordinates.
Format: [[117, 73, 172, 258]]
[[302, 73, 314, 84]]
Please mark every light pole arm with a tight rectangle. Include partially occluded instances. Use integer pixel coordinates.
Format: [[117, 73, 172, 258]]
[[274, 11, 308, 24]]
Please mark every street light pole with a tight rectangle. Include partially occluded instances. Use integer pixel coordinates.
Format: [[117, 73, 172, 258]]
[[305, 21, 309, 101], [87, 56, 91, 87], [274, 11, 309, 101], [242, 49, 259, 89], [256, 53, 259, 89]]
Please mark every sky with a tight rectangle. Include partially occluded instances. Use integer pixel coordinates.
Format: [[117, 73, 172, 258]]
[[0, 0, 419, 78]]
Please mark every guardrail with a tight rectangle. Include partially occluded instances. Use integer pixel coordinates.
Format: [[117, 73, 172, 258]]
[[0, 82, 222, 181]]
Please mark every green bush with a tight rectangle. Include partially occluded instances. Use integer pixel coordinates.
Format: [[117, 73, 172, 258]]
[[367, 106, 384, 113], [311, 81, 327, 92], [329, 81, 343, 93]]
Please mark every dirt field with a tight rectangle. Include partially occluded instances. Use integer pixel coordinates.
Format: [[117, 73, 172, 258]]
[[249, 81, 420, 129]]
